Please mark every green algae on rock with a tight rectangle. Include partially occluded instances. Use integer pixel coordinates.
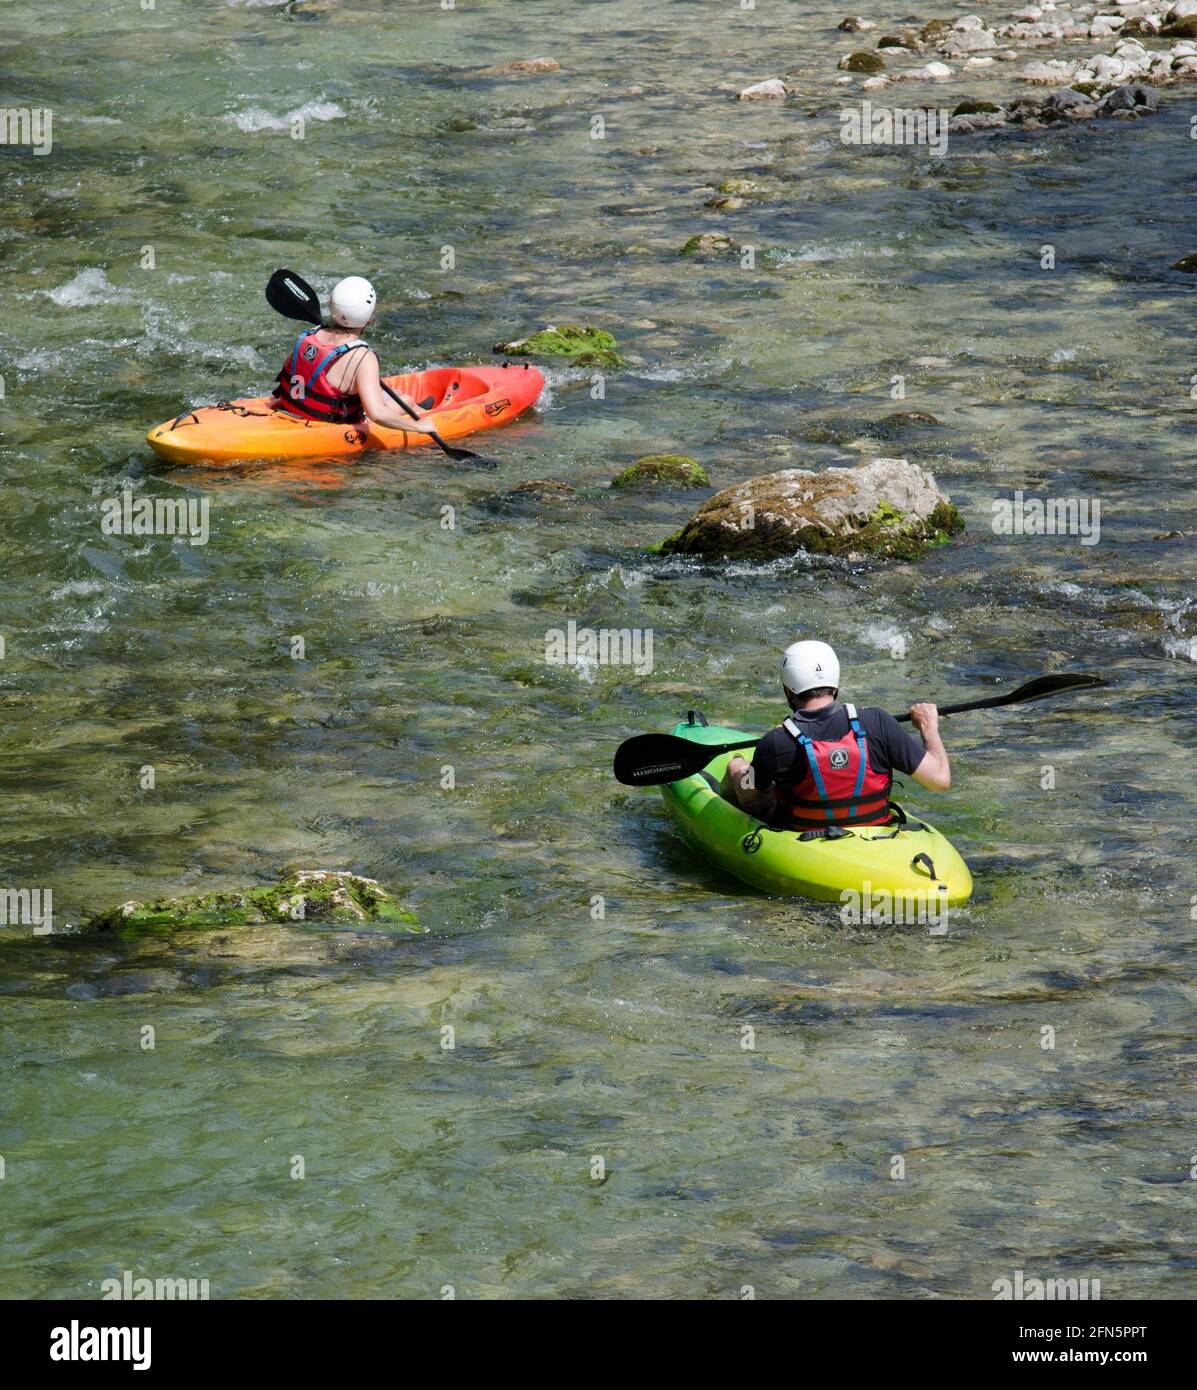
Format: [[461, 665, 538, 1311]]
[[611, 455, 711, 490], [657, 458, 963, 562], [82, 870, 419, 935], [679, 233, 739, 258], [494, 324, 624, 369], [840, 51, 886, 73]]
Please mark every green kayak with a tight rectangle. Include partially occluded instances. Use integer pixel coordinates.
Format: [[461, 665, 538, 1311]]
[[659, 719, 973, 907]]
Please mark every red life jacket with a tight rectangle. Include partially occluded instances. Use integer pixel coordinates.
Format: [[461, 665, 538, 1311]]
[[273, 329, 371, 422], [775, 702, 893, 829]]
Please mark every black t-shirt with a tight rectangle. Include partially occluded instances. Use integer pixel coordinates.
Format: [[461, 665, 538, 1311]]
[[751, 702, 926, 793]]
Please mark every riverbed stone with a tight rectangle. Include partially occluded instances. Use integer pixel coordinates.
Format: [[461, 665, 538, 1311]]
[[739, 78, 787, 99], [82, 871, 419, 935], [841, 51, 886, 71], [475, 57, 562, 76], [657, 458, 963, 562], [838, 16, 876, 31], [508, 478, 577, 499], [494, 324, 625, 369], [679, 232, 739, 257], [611, 455, 711, 489], [1098, 80, 1160, 111], [904, 61, 954, 80]]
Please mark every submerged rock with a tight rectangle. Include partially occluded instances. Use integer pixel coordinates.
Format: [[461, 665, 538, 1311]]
[[953, 99, 1003, 114], [611, 455, 711, 490], [474, 57, 561, 76], [657, 458, 963, 562], [494, 323, 625, 369], [507, 478, 577, 499], [679, 232, 739, 257], [875, 410, 942, 435], [841, 50, 887, 71], [838, 17, 876, 32], [1170, 253, 1197, 271], [82, 870, 419, 935]]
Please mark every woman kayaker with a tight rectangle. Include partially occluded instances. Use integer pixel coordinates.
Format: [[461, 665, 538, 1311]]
[[272, 275, 439, 434], [721, 640, 950, 829]]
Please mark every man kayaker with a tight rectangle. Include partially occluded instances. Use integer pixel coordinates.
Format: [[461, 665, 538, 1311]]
[[272, 275, 439, 433], [721, 640, 950, 830]]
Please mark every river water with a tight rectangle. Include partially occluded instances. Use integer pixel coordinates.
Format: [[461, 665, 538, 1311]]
[[2, 0, 1195, 1299]]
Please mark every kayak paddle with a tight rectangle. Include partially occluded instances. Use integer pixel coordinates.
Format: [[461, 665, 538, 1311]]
[[264, 268, 494, 465], [891, 672, 1107, 722], [613, 673, 1108, 786]]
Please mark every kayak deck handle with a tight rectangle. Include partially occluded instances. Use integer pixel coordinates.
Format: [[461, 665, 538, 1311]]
[[911, 851, 939, 881]]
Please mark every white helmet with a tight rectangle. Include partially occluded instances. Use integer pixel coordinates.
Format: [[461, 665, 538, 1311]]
[[329, 276, 376, 329], [781, 640, 840, 696]]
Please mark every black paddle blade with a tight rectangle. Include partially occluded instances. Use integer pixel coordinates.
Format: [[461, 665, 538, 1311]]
[[998, 673, 1108, 705], [613, 733, 756, 786], [435, 438, 487, 463], [266, 268, 322, 325]]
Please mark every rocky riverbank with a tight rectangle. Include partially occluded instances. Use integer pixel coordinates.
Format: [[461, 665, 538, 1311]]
[[737, 3, 1197, 135]]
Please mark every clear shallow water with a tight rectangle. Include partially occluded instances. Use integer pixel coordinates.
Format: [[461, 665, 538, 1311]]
[[1, 0, 1195, 1298]]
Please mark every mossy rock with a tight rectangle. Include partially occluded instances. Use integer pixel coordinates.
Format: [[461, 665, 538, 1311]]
[[679, 232, 738, 257], [878, 410, 942, 432], [494, 323, 625, 370], [82, 870, 419, 936], [877, 35, 917, 49], [717, 177, 764, 196], [842, 51, 886, 72], [920, 19, 951, 40], [611, 455, 711, 490], [1162, 16, 1197, 36], [953, 100, 1001, 115], [1070, 82, 1101, 98], [1171, 254, 1197, 273], [656, 459, 963, 563]]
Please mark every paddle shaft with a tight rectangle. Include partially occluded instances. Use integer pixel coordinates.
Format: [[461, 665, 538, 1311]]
[[613, 674, 1107, 786]]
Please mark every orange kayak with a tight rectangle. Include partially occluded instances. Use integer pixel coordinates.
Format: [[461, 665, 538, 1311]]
[[146, 363, 543, 464]]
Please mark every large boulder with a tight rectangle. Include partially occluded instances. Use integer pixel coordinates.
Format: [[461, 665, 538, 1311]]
[[82, 870, 419, 935], [657, 458, 963, 561]]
